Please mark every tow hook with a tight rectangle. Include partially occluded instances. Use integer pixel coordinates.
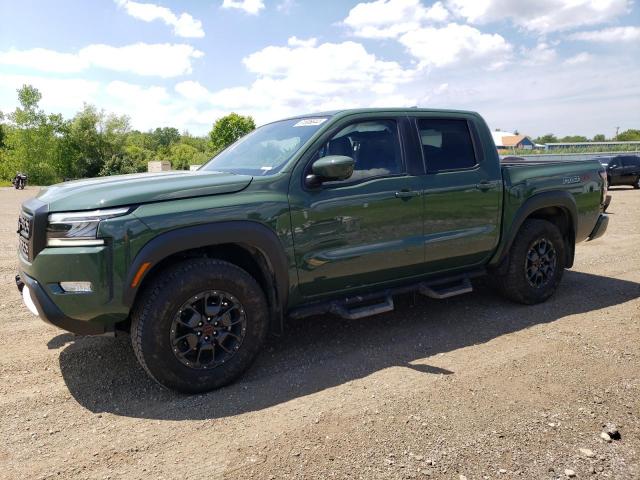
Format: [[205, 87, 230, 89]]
[[15, 274, 25, 293]]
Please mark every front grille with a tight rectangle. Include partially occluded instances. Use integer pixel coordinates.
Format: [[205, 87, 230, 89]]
[[17, 211, 33, 260], [19, 235, 30, 258], [18, 212, 31, 239]]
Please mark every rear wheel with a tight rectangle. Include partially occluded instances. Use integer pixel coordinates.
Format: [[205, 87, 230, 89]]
[[496, 219, 565, 304], [130, 258, 269, 393], [634, 176, 640, 189]]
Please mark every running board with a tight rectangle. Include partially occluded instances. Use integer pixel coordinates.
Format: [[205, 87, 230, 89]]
[[329, 295, 394, 320], [419, 278, 473, 299], [288, 272, 479, 321]]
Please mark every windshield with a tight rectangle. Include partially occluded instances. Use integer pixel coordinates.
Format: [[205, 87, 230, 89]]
[[201, 117, 329, 175]]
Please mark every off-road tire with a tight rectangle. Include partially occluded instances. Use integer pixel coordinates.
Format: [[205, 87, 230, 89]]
[[497, 219, 565, 305], [130, 258, 269, 393]]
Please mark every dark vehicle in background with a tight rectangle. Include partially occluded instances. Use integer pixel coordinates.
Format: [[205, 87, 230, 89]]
[[12, 172, 27, 190], [603, 155, 640, 189]]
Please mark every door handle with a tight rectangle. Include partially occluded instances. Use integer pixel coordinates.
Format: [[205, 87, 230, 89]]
[[476, 180, 494, 191], [395, 189, 421, 199]]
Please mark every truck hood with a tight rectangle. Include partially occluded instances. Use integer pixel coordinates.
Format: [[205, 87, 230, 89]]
[[37, 171, 253, 211]]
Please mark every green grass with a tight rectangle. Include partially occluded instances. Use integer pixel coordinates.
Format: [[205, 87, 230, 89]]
[[0, 180, 12, 187], [503, 145, 640, 156]]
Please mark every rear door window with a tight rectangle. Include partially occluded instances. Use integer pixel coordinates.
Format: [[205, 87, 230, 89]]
[[417, 119, 477, 172]]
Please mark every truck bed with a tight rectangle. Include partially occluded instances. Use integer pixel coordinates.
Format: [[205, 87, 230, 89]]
[[498, 156, 605, 246]]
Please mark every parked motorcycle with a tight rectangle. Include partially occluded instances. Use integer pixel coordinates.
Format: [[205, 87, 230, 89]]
[[12, 172, 27, 190]]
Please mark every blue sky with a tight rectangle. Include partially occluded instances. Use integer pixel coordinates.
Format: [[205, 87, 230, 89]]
[[1, 0, 639, 137]]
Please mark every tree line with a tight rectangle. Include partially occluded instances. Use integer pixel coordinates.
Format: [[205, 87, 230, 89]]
[[2, 84, 639, 186], [533, 131, 640, 144], [0, 85, 255, 185]]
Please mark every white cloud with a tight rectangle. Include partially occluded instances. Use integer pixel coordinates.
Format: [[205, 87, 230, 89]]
[[276, 0, 297, 13], [344, 0, 449, 38], [174, 80, 212, 101], [563, 52, 592, 65], [222, 0, 265, 15], [447, 0, 631, 33], [406, 51, 640, 137], [567, 26, 640, 42], [0, 74, 100, 113], [116, 0, 204, 38], [81, 43, 203, 77], [521, 42, 557, 66], [172, 40, 418, 123], [0, 43, 204, 77], [0, 74, 218, 132], [399, 23, 512, 69], [0, 48, 85, 73], [242, 40, 415, 88], [287, 36, 318, 47]]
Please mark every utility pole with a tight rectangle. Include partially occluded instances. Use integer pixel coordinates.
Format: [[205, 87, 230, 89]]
[[615, 126, 620, 140]]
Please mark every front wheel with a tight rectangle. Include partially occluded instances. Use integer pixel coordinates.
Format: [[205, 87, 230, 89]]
[[496, 219, 565, 304], [130, 258, 269, 393]]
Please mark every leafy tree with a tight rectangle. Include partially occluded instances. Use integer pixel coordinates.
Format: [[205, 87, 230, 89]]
[[99, 154, 141, 176], [0, 111, 7, 149], [179, 132, 209, 153], [559, 135, 588, 143], [63, 105, 131, 178], [208, 113, 255, 153], [151, 127, 181, 151], [167, 143, 208, 170], [593, 134, 606, 142], [534, 133, 558, 144], [617, 129, 640, 141], [0, 85, 66, 184]]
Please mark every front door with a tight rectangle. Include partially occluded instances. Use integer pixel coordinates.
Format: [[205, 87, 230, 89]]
[[288, 118, 424, 299]]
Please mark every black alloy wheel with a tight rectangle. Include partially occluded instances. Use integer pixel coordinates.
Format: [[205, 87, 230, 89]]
[[525, 238, 557, 288], [170, 290, 247, 369]]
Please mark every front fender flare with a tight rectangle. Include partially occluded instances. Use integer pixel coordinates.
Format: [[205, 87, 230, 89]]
[[123, 221, 289, 312]]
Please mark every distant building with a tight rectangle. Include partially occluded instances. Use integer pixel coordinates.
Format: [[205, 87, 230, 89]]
[[147, 160, 171, 172], [491, 131, 536, 150]]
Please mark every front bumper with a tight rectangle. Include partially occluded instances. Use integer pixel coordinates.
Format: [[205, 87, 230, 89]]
[[587, 213, 609, 241], [16, 272, 109, 335]]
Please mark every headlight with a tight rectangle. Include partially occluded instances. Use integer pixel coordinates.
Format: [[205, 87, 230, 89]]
[[47, 207, 132, 247]]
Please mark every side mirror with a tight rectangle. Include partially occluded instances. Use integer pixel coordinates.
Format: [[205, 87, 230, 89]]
[[306, 155, 355, 187]]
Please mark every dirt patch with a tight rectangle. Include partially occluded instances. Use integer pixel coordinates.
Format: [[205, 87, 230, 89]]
[[0, 186, 638, 479]]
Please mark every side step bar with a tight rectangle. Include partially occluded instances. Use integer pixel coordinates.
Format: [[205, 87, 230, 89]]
[[289, 273, 479, 320], [330, 295, 394, 320], [420, 278, 473, 299]]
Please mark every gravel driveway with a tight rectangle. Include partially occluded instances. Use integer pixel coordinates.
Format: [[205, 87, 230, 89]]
[[0, 186, 638, 479]]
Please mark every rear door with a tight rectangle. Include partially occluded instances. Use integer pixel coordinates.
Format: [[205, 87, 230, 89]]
[[288, 116, 425, 299], [412, 115, 503, 273], [621, 157, 640, 183], [608, 158, 623, 185]]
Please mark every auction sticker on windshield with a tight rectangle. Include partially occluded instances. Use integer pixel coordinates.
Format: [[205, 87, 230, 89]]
[[294, 118, 327, 127]]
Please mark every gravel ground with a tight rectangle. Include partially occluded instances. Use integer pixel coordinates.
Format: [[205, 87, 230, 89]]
[[0, 186, 638, 480]]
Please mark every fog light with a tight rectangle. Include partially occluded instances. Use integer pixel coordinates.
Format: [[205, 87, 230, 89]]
[[59, 281, 93, 293]]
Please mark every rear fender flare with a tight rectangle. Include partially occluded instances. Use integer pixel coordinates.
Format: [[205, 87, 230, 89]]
[[491, 191, 577, 270]]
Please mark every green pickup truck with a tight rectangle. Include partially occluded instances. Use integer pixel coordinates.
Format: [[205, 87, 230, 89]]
[[16, 108, 609, 392]]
